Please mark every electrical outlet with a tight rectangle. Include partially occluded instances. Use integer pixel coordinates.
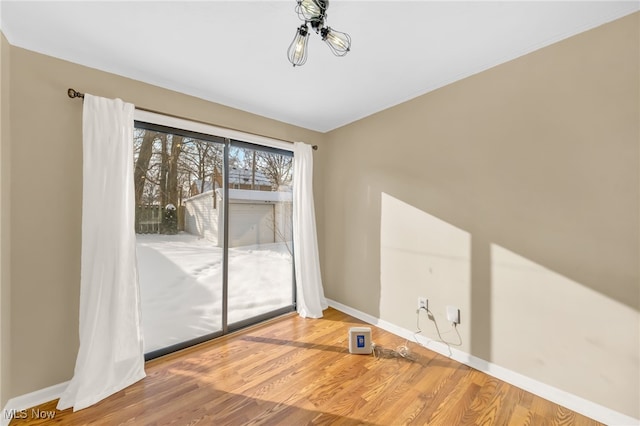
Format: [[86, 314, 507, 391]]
[[418, 297, 428, 311], [446, 305, 460, 324]]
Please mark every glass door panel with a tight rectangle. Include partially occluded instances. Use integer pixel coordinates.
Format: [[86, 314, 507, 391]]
[[134, 125, 225, 357], [227, 143, 295, 327]]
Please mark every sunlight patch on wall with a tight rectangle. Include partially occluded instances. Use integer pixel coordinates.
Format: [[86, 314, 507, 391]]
[[380, 193, 470, 349], [491, 244, 640, 417]]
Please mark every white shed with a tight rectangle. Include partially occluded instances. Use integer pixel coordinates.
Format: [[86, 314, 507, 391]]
[[184, 188, 292, 248]]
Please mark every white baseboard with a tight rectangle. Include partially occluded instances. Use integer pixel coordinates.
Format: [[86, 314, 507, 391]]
[[326, 298, 640, 426], [1, 381, 67, 426]]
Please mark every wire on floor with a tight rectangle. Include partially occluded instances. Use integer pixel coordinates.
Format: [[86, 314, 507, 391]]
[[371, 341, 413, 360], [413, 308, 463, 357]]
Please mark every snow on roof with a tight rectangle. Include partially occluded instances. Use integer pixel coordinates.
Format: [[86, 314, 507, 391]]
[[228, 167, 272, 187], [192, 179, 215, 193]]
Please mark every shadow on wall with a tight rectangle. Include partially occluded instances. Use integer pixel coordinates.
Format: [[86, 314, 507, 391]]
[[379, 191, 640, 417], [490, 243, 639, 415], [380, 192, 471, 353]]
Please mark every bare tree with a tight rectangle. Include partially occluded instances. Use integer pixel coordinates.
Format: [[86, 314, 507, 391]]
[[158, 134, 168, 208], [156, 135, 182, 234], [178, 139, 223, 198], [132, 129, 226, 233], [134, 130, 156, 206], [166, 135, 182, 208], [258, 152, 292, 190], [179, 139, 223, 195]]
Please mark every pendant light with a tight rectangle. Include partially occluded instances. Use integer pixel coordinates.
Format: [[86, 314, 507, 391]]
[[287, 0, 351, 67], [321, 27, 351, 56], [287, 24, 310, 67]]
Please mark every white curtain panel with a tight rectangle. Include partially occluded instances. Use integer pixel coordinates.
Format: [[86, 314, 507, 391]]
[[292, 142, 328, 318], [57, 94, 145, 412]]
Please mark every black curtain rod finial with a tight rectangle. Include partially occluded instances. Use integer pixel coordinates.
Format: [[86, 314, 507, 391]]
[[68, 88, 84, 99]]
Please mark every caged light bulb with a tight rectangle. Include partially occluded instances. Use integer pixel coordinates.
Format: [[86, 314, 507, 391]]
[[321, 27, 351, 57], [287, 24, 310, 66], [296, 0, 328, 22]]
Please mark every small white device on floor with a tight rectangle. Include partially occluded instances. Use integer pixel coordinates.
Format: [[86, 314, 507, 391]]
[[348, 327, 372, 354]]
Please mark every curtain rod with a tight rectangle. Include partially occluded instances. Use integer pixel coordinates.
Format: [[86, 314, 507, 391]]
[[67, 88, 318, 150]]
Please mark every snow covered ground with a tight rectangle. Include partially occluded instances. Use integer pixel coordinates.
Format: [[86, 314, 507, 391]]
[[136, 233, 293, 353]]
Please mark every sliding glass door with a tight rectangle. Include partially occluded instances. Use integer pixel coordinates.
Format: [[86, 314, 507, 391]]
[[227, 142, 295, 329], [133, 122, 294, 358]]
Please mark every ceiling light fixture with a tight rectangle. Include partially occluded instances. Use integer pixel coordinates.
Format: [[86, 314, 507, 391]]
[[287, 0, 351, 67]]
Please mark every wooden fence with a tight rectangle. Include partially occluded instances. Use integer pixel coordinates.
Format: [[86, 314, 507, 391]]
[[135, 205, 185, 234]]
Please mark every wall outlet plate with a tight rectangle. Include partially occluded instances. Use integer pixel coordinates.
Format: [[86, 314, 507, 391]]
[[418, 297, 428, 311], [446, 305, 460, 324]]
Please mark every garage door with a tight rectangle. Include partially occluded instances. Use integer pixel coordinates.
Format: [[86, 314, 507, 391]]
[[229, 203, 275, 247]]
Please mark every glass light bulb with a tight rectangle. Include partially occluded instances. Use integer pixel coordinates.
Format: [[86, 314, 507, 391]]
[[321, 27, 351, 57], [296, 0, 327, 22], [326, 31, 347, 50], [287, 25, 310, 67], [300, 0, 321, 17]]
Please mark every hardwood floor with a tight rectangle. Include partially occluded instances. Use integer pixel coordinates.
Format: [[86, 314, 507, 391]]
[[10, 308, 601, 425]]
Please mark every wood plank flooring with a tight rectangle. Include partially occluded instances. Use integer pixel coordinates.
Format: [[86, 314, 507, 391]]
[[10, 308, 602, 425]]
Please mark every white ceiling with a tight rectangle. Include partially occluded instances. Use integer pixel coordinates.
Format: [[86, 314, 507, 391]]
[[1, 1, 638, 132]]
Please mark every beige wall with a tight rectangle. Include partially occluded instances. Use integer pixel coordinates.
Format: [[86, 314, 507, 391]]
[[324, 13, 639, 418], [0, 31, 11, 409], [4, 44, 325, 400], [2, 10, 638, 421]]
